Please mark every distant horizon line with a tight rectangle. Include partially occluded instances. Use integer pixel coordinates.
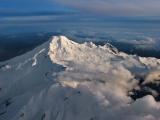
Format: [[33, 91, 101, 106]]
[[0, 11, 160, 18]]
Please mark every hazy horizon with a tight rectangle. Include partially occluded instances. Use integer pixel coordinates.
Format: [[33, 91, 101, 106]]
[[1, 0, 160, 16]]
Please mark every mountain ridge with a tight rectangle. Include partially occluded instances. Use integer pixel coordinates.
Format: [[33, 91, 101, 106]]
[[0, 36, 160, 120]]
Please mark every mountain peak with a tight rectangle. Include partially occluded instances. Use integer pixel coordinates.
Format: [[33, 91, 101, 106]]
[[0, 36, 160, 120]]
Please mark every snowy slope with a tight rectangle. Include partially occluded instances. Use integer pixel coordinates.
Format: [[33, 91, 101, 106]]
[[0, 36, 160, 120]]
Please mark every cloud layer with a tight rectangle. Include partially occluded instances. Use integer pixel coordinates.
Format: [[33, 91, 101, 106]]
[[55, 0, 160, 16], [1, 0, 160, 16]]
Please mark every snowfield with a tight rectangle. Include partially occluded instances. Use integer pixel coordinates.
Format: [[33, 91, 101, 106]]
[[0, 36, 160, 120]]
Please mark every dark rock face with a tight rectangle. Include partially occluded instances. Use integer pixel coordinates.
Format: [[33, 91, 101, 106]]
[[130, 77, 160, 102]]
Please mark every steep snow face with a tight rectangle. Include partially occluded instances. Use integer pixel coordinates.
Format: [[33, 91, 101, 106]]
[[0, 36, 160, 120], [0, 39, 64, 120]]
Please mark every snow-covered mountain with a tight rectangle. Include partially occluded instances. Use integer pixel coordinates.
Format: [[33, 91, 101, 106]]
[[0, 36, 160, 120]]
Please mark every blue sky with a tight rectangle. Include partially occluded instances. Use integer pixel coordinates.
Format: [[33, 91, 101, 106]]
[[0, 0, 73, 14], [0, 0, 160, 16]]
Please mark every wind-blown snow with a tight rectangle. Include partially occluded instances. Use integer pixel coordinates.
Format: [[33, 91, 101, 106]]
[[0, 36, 160, 120]]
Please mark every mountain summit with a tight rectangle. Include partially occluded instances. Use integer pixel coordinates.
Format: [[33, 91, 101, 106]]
[[0, 36, 160, 120]]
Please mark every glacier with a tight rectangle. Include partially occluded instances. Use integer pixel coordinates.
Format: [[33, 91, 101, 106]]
[[0, 36, 160, 120]]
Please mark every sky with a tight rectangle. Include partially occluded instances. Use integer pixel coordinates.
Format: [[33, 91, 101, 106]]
[[0, 0, 160, 16]]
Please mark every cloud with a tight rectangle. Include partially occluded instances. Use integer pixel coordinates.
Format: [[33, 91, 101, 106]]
[[55, 0, 160, 16], [1, 0, 160, 16], [118, 36, 157, 50]]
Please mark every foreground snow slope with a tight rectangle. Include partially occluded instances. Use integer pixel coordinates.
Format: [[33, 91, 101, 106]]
[[0, 36, 160, 120]]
